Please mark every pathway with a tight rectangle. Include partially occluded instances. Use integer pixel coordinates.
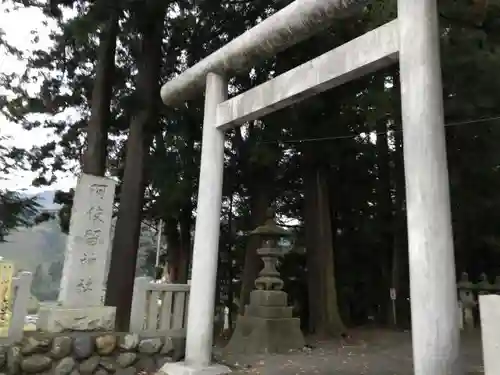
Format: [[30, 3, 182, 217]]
[[216, 329, 484, 375]]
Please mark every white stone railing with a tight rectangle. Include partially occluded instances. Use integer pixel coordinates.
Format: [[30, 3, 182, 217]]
[[457, 273, 500, 330], [129, 277, 190, 337], [0, 271, 33, 344]]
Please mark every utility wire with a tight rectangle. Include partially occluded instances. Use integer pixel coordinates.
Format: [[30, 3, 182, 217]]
[[116, 114, 500, 230], [261, 114, 500, 145]]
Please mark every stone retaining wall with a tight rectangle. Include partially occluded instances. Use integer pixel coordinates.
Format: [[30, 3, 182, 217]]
[[0, 332, 185, 375]]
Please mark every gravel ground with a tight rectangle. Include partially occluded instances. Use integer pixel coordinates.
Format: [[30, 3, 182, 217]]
[[215, 329, 484, 375]]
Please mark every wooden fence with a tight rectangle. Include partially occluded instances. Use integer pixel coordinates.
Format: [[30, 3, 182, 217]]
[[129, 277, 190, 337]]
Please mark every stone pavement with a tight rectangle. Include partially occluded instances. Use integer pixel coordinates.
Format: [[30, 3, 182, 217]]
[[215, 329, 484, 375]]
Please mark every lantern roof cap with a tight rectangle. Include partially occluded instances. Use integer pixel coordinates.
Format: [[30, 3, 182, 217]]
[[250, 208, 291, 237]]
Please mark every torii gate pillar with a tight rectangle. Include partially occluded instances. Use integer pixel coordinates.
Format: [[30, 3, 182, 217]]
[[398, 1, 461, 374]]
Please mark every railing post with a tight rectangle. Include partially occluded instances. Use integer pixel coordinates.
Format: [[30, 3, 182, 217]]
[[129, 276, 152, 332], [457, 301, 463, 330], [9, 271, 33, 342]]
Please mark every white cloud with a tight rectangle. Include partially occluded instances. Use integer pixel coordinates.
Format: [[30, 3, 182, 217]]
[[0, 4, 76, 193]]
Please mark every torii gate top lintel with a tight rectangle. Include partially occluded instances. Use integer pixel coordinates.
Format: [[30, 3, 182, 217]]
[[159, 0, 370, 107]]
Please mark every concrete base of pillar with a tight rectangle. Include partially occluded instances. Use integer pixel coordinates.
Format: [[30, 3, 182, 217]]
[[36, 305, 116, 333], [159, 361, 231, 375]]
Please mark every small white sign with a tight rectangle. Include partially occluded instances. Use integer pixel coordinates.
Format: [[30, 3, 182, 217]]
[[390, 288, 397, 300]]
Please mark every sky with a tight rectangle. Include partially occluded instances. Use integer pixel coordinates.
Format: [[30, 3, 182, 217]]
[[0, 4, 76, 194]]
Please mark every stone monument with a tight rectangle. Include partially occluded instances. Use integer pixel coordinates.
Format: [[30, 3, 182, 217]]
[[225, 209, 305, 354], [37, 173, 117, 332]]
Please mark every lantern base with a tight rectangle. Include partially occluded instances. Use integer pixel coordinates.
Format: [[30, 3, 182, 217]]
[[224, 290, 305, 354], [224, 315, 304, 354]]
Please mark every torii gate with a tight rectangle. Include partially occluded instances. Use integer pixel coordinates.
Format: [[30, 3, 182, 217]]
[[159, 1, 461, 375]]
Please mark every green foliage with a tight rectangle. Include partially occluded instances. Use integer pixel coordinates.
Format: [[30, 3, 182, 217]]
[[53, 189, 73, 233], [0, 190, 41, 241], [31, 261, 61, 301], [2, 0, 500, 327], [48, 259, 62, 281], [0, 135, 42, 240]]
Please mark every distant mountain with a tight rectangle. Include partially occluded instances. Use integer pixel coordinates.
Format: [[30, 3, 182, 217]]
[[0, 189, 158, 300], [32, 190, 60, 211], [0, 190, 65, 271]]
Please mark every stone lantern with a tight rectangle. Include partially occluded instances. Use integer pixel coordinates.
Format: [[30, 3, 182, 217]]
[[225, 209, 305, 354], [251, 208, 290, 292]]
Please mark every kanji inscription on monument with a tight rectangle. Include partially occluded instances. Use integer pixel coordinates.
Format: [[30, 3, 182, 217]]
[[58, 174, 116, 307]]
